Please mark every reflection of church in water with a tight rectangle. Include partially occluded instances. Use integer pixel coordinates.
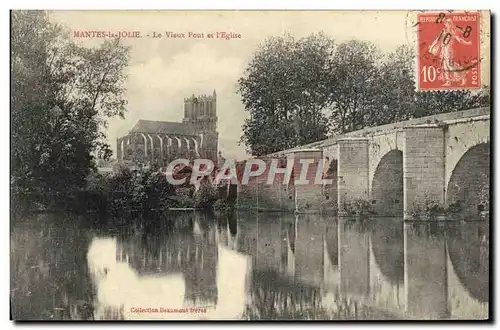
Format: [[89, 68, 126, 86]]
[[118, 216, 221, 308], [116, 91, 219, 167]]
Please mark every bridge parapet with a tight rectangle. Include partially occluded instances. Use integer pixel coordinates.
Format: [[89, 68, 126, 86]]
[[267, 107, 490, 157]]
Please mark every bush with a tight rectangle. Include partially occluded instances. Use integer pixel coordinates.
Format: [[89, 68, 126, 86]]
[[193, 180, 218, 209], [411, 200, 463, 219], [446, 201, 463, 215], [410, 199, 463, 219], [213, 199, 232, 215], [84, 168, 177, 218], [144, 171, 176, 212], [342, 199, 376, 216]]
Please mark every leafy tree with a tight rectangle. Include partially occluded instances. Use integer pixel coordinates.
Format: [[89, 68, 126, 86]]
[[11, 10, 130, 199], [327, 40, 382, 133], [88, 168, 177, 218], [238, 34, 490, 155], [367, 45, 416, 126], [338, 42, 490, 127], [237, 33, 333, 156], [414, 89, 490, 117], [372, 44, 490, 121], [327, 42, 490, 132], [144, 171, 176, 213]]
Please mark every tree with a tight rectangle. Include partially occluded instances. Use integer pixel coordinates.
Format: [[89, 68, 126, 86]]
[[328, 42, 489, 133], [11, 10, 130, 198], [367, 45, 416, 126], [237, 33, 490, 155], [414, 89, 490, 117], [370, 44, 490, 122], [327, 40, 382, 134], [237, 33, 333, 156]]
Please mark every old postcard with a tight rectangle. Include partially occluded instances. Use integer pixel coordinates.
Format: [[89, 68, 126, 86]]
[[10, 10, 490, 321]]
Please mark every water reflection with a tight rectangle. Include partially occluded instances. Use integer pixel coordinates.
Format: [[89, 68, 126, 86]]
[[369, 219, 404, 311], [10, 212, 489, 320], [10, 213, 95, 320], [446, 222, 489, 319], [87, 212, 252, 320]]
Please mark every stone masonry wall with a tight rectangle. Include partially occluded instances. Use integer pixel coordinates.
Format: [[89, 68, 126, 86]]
[[337, 139, 369, 215], [293, 150, 324, 213], [403, 126, 445, 218]]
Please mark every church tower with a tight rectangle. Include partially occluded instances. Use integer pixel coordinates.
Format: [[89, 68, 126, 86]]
[[183, 90, 218, 162], [183, 90, 217, 133]]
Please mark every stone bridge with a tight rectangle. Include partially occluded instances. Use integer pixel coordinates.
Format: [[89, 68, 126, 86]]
[[237, 108, 490, 218]]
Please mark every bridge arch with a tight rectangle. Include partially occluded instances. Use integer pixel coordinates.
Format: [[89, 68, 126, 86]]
[[445, 118, 489, 189], [446, 142, 490, 217], [371, 150, 403, 216], [368, 132, 402, 189]]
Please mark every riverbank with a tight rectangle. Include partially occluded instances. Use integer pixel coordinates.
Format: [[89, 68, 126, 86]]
[[11, 167, 237, 229]]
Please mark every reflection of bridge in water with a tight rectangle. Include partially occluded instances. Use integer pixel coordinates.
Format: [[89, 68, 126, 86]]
[[87, 212, 489, 320]]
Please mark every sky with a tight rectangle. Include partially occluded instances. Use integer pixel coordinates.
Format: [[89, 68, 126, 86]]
[[49, 10, 489, 160]]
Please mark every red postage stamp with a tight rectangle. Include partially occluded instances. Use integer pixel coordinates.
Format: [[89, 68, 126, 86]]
[[417, 11, 481, 91]]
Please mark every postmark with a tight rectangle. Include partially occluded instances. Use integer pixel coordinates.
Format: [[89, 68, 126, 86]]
[[417, 11, 481, 91]]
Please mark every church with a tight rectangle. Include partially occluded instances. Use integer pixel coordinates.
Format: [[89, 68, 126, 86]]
[[116, 91, 219, 168]]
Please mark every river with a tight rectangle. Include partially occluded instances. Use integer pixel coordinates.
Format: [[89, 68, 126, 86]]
[[10, 211, 489, 320]]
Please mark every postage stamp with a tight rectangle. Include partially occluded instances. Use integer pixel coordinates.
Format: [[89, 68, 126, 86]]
[[417, 11, 481, 91]]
